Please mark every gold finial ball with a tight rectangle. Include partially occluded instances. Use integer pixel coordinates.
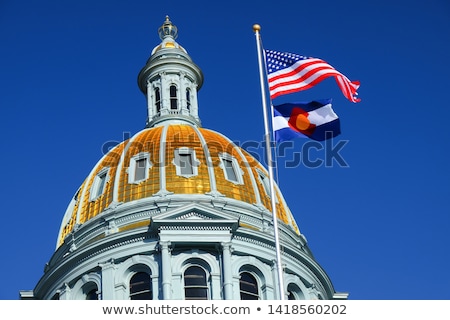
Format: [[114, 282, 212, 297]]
[[253, 24, 261, 32]]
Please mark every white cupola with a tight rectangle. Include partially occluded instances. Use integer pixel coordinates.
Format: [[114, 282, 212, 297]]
[[138, 16, 204, 128]]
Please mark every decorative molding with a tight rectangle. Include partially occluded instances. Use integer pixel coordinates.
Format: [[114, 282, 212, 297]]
[[159, 225, 232, 231], [176, 211, 212, 220], [75, 235, 148, 267]]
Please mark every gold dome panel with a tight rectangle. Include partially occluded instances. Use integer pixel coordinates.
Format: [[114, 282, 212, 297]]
[[57, 124, 299, 247]]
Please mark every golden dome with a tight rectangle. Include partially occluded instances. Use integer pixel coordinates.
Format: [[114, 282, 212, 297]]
[[57, 123, 299, 247], [56, 17, 300, 249]]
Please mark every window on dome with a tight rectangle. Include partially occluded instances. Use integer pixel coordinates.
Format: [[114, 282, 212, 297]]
[[97, 173, 107, 196], [90, 167, 109, 201], [180, 154, 193, 175], [170, 85, 178, 110], [184, 266, 208, 300], [128, 153, 152, 184], [130, 272, 152, 300], [239, 272, 259, 300], [219, 153, 243, 184], [186, 88, 191, 111], [173, 148, 200, 178], [135, 158, 146, 180], [256, 169, 278, 202], [256, 169, 270, 196], [74, 188, 80, 201], [155, 87, 161, 113], [224, 159, 237, 181]]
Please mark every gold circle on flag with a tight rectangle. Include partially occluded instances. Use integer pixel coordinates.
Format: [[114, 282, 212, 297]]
[[295, 114, 311, 131]]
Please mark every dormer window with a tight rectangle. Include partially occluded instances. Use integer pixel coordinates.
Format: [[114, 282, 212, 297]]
[[155, 87, 161, 113], [170, 85, 178, 110], [180, 153, 193, 175], [219, 153, 244, 184], [258, 169, 270, 196], [135, 158, 146, 180], [90, 167, 109, 201], [256, 168, 278, 203], [74, 188, 80, 202], [173, 147, 200, 178], [128, 152, 152, 184]]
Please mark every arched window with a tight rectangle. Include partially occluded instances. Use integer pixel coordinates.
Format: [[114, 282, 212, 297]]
[[239, 272, 259, 300], [130, 272, 152, 300], [184, 266, 208, 300], [81, 281, 99, 300], [287, 283, 305, 300], [170, 85, 178, 110], [186, 88, 191, 111], [86, 288, 99, 300], [155, 88, 161, 113]]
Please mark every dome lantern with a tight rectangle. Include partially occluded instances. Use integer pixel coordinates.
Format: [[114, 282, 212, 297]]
[[138, 17, 204, 128], [158, 16, 178, 40]]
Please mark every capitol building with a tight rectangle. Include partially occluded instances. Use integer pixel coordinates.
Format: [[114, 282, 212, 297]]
[[20, 17, 347, 300]]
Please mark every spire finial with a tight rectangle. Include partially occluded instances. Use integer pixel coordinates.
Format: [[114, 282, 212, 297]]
[[158, 15, 178, 40]]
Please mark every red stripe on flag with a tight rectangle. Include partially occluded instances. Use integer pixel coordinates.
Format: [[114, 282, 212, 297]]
[[265, 51, 360, 103]]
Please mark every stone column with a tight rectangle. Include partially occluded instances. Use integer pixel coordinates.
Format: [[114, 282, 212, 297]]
[[270, 259, 284, 299], [160, 72, 169, 115], [221, 242, 233, 299], [146, 80, 154, 123], [58, 283, 71, 300], [160, 240, 172, 299], [100, 259, 116, 299]]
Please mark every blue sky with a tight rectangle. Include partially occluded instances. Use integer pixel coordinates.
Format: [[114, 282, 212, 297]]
[[1, 0, 449, 300]]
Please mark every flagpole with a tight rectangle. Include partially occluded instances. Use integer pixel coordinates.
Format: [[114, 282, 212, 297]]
[[253, 24, 285, 300]]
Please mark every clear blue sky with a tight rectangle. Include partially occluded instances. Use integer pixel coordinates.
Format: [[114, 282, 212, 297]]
[[1, 0, 449, 300]]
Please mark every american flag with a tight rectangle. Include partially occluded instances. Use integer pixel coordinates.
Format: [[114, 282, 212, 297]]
[[265, 50, 361, 103]]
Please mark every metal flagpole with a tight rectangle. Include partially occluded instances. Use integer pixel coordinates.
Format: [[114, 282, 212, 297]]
[[253, 24, 285, 300]]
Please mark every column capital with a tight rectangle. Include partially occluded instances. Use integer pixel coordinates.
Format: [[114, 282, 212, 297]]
[[158, 240, 172, 251], [98, 258, 116, 270], [221, 241, 234, 253]]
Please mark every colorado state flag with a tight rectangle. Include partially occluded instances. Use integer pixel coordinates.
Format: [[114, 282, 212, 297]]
[[272, 99, 340, 142]]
